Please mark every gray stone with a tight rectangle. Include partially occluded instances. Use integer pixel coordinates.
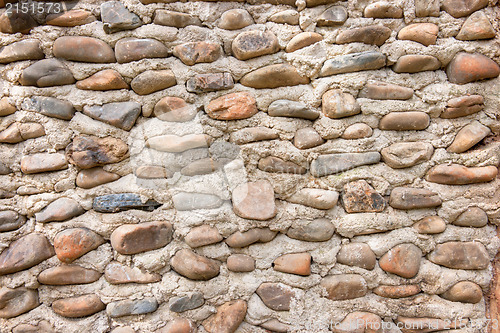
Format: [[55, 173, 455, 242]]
[[35, 198, 85, 223], [93, 193, 161, 213], [373, 285, 421, 298], [389, 187, 442, 209], [101, 1, 142, 33], [453, 207, 488, 227], [186, 73, 234, 93], [258, 156, 306, 174], [268, 100, 319, 120], [293, 127, 324, 149], [256, 282, 296, 311], [287, 219, 334, 242], [0, 40, 44, 64], [83, 102, 141, 131], [320, 51, 386, 77], [322, 90, 360, 119], [428, 241, 489, 269], [172, 192, 224, 211], [22, 96, 75, 120], [317, 6, 348, 26], [19, 59, 75, 87], [0, 288, 39, 319], [231, 30, 280, 60], [337, 243, 376, 270], [447, 121, 490, 153], [415, 0, 440, 17], [0, 161, 11, 175], [0, 210, 26, 232], [115, 38, 169, 63], [0, 11, 37, 34], [230, 127, 278, 144], [154, 10, 202, 28], [169, 293, 204, 313], [287, 188, 339, 209], [379, 112, 430, 131], [320, 274, 368, 300], [310, 152, 381, 177], [358, 81, 413, 100], [170, 249, 221, 280], [218, 9, 253, 29], [381, 142, 434, 168], [107, 298, 158, 317]]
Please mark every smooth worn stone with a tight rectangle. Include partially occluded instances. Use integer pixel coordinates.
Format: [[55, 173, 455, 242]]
[[268, 99, 319, 120], [205, 92, 257, 120], [12, 320, 54, 333], [442, 0, 488, 18], [154, 97, 197, 122], [38, 265, 101, 285], [172, 192, 223, 211], [154, 10, 202, 28], [147, 134, 211, 153], [337, 243, 376, 270], [260, 320, 291, 332], [83, 102, 141, 131], [321, 274, 367, 300], [333, 312, 383, 333], [453, 207, 488, 228], [389, 187, 442, 209], [380, 244, 422, 278], [35, 198, 85, 223], [256, 283, 296, 311], [53, 36, 115, 63], [342, 123, 373, 139], [0, 122, 45, 143], [187, 73, 234, 93], [101, 1, 142, 33], [226, 228, 277, 247], [110, 221, 173, 255], [158, 319, 196, 333], [173, 42, 221, 66], [0, 288, 39, 319], [232, 30, 279, 60], [0, 11, 37, 34], [415, 0, 440, 17], [446, 52, 500, 84], [76, 167, 120, 188], [373, 285, 421, 298], [336, 25, 391, 46], [442, 95, 484, 119], [93, 193, 161, 213], [227, 254, 255, 272], [52, 294, 105, 318], [232, 180, 277, 220], [230, 127, 278, 144], [381, 142, 434, 168], [169, 293, 204, 313], [364, 1, 403, 18], [115, 38, 169, 64], [218, 9, 253, 29], [19, 59, 75, 87], [0, 211, 26, 232], [21, 153, 66, 175], [396, 317, 468, 332], [428, 241, 489, 269], [77, 69, 128, 91], [269, 10, 299, 25], [457, 11, 495, 40], [171, 249, 221, 280], [0, 97, 16, 116], [294, 127, 324, 149], [317, 6, 348, 26], [273, 253, 311, 276], [287, 218, 335, 242], [413, 216, 447, 234], [23, 96, 75, 120], [322, 90, 360, 119], [358, 81, 413, 100], [0, 40, 43, 64], [287, 188, 339, 210], [131, 70, 176, 95], [440, 281, 482, 303], [54, 228, 104, 263], [0, 161, 11, 175], [398, 23, 439, 46], [286, 32, 323, 53], [46, 10, 96, 26], [310, 152, 381, 177], [203, 300, 247, 333], [426, 164, 498, 185], [240, 64, 310, 89], [107, 298, 158, 318], [181, 158, 223, 176], [393, 55, 441, 73], [0, 123, 22, 143], [379, 112, 430, 131], [185, 225, 223, 248], [67, 135, 128, 169], [258, 156, 306, 174], [320, 51, 386, 77], [105, 261, 161, 284], [135, 165, 171, 179], [342, 180, 386, 213], [448, 121, 490, 153]]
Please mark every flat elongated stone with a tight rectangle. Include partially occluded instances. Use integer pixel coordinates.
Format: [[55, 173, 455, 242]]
[[131, 70, 176, 95], [154, 97, 197, 122], [35, 198, 85, 223], [93, 194, 161, 213], [135, 166, 171, 179], [440, 281, 482, 303], [23, 96, 75, 120], [426, 164, 498, 185], [46, 10, 96, 26], [317, 6, 348, 26], [0, 40, 43, 64], [105, 261, 161, 284], [342, 123, 373, 139], [187, 73, 234, 93], [181, 158, 222, 176], [273, 253, 311, 276], [380, 244, 422, 278], [101, 1, 142, 33], [76, 167, 120, 188], [19, 59, 75, 87], [232, 30, 279, 60], [203, 300, 247, 333], [287, 188, 338, 210], [173, 42, 221, 65], [0, 98, 16, 116], [381, 142, 434, 168], [268, 100, 319, 120], [0, 11, 37, 34], [258, 156, 306, 174], [428, 241, 489, 269], [442, 0, 488, 18], [218, 9, 253, 29], [0, 211, 26, 232], [115, 38, 169, 64], [287, 218, 335, 242], [38, 265, 101, 285], [206, 92, 257, 120], [67, 135, 128, 169], [0, 288, 39, 319], [158, 319, 196, 333], [337, 243, 376, 270], [185, 225, 223, 248], [294, 127, 324, 149], [260, 320, 291, 333], [457, 11, 495, 40], [53, 36, 115, 63], [389, 187, 441, 209], [256, 283, 296, 311], [77, 69, 128, 91], [364, 2, 403, 18], [448, 121, 490, 153], [171, 249, 221, 280], [269, 10, 299, 25], [54, 228, 104, 263], [342, 180, 385, 213], [227, 254, 255, 272], [111, 222, 173, 255], [311, 152, 381, 177], [53, 295, 105, 318], [169, 293, 204, 312], [337, 25, 391, 46], [147, 134, 211, 153], [21, 153, 67, 174], [286, 32, 322, 53], [226, 228, 277, 247], [393, 55, 441, 73], [230, 127, 278, 144], [379, 112, 430, 131], [320, 274, 368, 300], [240, 64, 310, 89], [415, 0, 440, 17], [373, 285, 421, 298], [172, 192, 223, 211], [320, 51, 386, 77], [398, 23, 439, 46], [447, 52, 500, 84], [453, 207, 488, 228], [232, 180, 277, 220], [107, 298, 158, 318], [442, 95, 484, 118], [413, 216, 446, 234], [83, 102, 141, 131], [322, 90, 360, 119], [358, 81, 413, 100], [154, 10, 202, 28]]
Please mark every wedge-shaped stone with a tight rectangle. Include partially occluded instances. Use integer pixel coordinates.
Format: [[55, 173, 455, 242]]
[[442, 0, 488, 18], [336, 25, 391, 46], [110, 221, 173, 255], [83, 102, 141, 131], [393, 55, 441, 73], [440, 281, 482, 303], [67, 135, 129, 169], [287, 219, 335, 242], [54, 228, 104, 263], [187, 73, 234, 93], [447, 121, 490, 153], [240, 64, 309, 89], [381, 142, 433, 168], [173, 42, 221, 66], [447, 52, 500, 84], [0, 122, 45, 144], [389, 187, 441, 209], [218, 9, 253, 30], [413, 216, 446, 234], [311, 152, 381, 177], [426, 164, 498, 185], [101, 1, 142, 33], [0, 210, 26, 232], [256, 283, 296, 311], [154, 10, 202, 28], [172, 192, 223, 211], [342, 180, 385, 213], [52, 294, 105, 318], [232, 180, 277, 220], [171, 249, 221, 280], [320, 274, 367, 300], [429, 241, 489, 269], [0, 234, 54, 275], [46, 10, 96, 26], [258, 156, 306, 174], [273, 253, 311, 276], [373, 285, 421, 298], [286, 32, 323, 53], [115, 38, 169, 63], [227, 254, 255, 272], [38, 265, 101, 285], [131, 70, 176, 95], [76, 69, 128, 91], [232, 30, 279, 60], [287, 188, 338, 210], [226, 228, 277, 248], [0, 40, 43, 64], [337, 243, 376, 270], [230, 127, 278, 144], [93, 193, 161, 213], [205, 92, 257, 120], [35, 198, 85, 223], [21, 153, 67, 174], [268, 100, 319, 120], [453, 207, 488, 228], [147, 134, 211, 153], [398, 23, 438, 46], [364, 2, 403, 18], [358, 81, 413, 100], [154, 97, 197, 122], [105, 261, 161, 284], [107, 298, 158, 317], [19, 59, 75, 87], [53, 36, 115, 63], [169, 293, 204, 313], [457, 11, 495, 40], [203, 300, 247, 333], [317, 6, 348, 26], [0, 288, 39, 319], [379, 112, 430, 131], [380, 244, 422, 278], [23, 96, 75, 120], [442, 95, 484, 119], [76, 167, 120, 189], [320, 51, 386, 77], [0, 98, 16, 116]]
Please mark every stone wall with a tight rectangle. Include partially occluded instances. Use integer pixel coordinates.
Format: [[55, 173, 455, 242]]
[[0, 0, 499, 332]]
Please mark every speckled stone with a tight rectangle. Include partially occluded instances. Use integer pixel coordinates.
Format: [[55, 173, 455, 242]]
[[337, 243, 376, 270], [93, 193, 161, 213], [232, 30, 279, 60], [187, 73, 234, 93], [240, 64, 310, 88], [218, 9, 254, 29], [342, 180, 386, 213], [67, 135, 129, 169]]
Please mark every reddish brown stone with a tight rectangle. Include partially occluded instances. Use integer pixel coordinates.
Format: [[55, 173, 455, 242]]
[[171, 249, 221, 280], [379, 244, 422, 278], [442, 0, 488, 18], [54, 228, 105, 263], [456, 11, 495, 40], [240, 64, 310, 89], [203, 300, 247, 333], [373, 285, 421, 298], [227, 254, 255, 272], [273, 253, 311, 276], [115, 38, 169, 64], [393, 55, 441, 73], [76, 70, 128, 91], [38, 265, 101, 285], [46, 10, 96, 27], [0, 287, 39, 319], [52, 294, 105, 318], [53, 36, 115, 63], [157, 318, 197, 333], [442, 95, 484, 119], [256, 282, 296, 311], [426, 164, 498, 185], [173, 42, 221, 65], [0, 233, 54, 275], [447, 121, 490, 153], [428, 241, 489, 269], [66, 135, 129, 169], [232, 180, 277, 220], [398, 23, 439, 46], [379, 112, 430, 131], [447, 52, 500, 84], [76, 167, 120, 189], [342, 180, 386, 213], [110, 222, 173, 255], [205, 92, 257, 120]]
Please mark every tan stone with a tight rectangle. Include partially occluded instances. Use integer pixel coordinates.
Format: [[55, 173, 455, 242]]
[[218, 9, 254, 30], [0, 97, 16, 116], [105, 262, 161, 284], [364, 2, 403, 18], [285, 32, 323, 53], [154, 97, 197, 122], [227, 254, 255, 272], [46, 10, 96, 26], [333, 312, 383, 333], [53, 36, 115, 63], [38, 265, 101, 285], [185, 225, 223, 248], [453, 207, 488, 228], [373, 285, 421, 298], [457, 11, 495, 40], [0, 234, 54, 275], [230, 127, 278, 144], [0, 288, 39, 319], [240, 64, 310, 89], [287, 188, 339, 210], [21, 153, 67, 174], [232, 180, 277, 220], [258, 156, 306, 174], [380, 244, 422, 278], [157, 318, 197, 333], [203, 300, 247, 333], [337, 243, 376, 270], [393, 55, 441, 73], [379, 112, 430, 131], [428, 241, 489, 269], [413, 216, 446, 234], [381, 142, 434, 168], [336, 25, 391, 46], [52, 294, 105, 318], [146, 134, 211, 153], [135, 166, 171, 179], [232, 30, 279, 60], [440, 281, 482, 303], [442, 0, 488, 18], [322, 90, 360, 119], [110, 222, 173, 255], [256, 282, 296, 311], [293, 127, 324, 149], [226, 228, 277, 247], [171, 249, 221, 280], [341, 123, 373, 139], [398, 23, 439, 46], [76, 167, 120, 189], [131, 70, 176, 95], [426, 164, 498, 185], [320, 274, 368, 300], [442, 95, 484, 119]]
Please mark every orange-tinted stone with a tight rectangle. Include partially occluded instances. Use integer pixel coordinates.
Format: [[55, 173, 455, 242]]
[[54, 227, 105, 263], [273, 253, 311, 276], [52, 294, 105, 318], [76, 69, 128, 91], [426, 164, 498, 185], [203, 300, 247, 333], [379, 244, 422, 278], [373, 285, 421, 298], [447, 52, 500, 84], [205, 92, 257, 120]]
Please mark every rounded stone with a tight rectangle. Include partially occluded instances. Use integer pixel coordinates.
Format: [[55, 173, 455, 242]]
[[53, 36, 115, 63], [232, 180, 277, 220], [398, 23, 439, 46], [105, 261, 161, 284], [76, 167, 120, 189], [157, 318, 197, 333], [320, 274, 368, 300], [447, 121, 490, 153], [447, 52, 500, 84], [0, 40, 44, 64], [20, 59, 75, 87], [218, 9, 254, 30], [54, 227, 105, 263], [170, 249, 221, 280], [0, 288, 39, 319], [413, 216, 447, 234], [317, 6, 348, 26], [269, 10, 299, 25], [258, 156, 306, 174], [364, 2, 403, 18], [202, 300, 247, 333], [322, 90, 360, 119], [0, 11, 37, 34], [426, 164, 498, 185], [38, 265, 101, 285], [225, 228, 277, 248], [173, 42, 221, 66], [293, 127, 324, 149], [452, 207, 488, 228], [46, 10, 96, 27], [456, 11, 496, 40], [131, 69, 176, 95], [440, 281, 482, 303], [52, 294, 105, 318], [393, 55, 441, 73], [227, 254, 255, 272], [341, 123, 373, 139], [256, 282, 296, 311], [185, 225, 223, 248], [205, 92, 257, 120], [232, 30, 279, 60], [337, 243, 376, 270], [381, 142, 434, 168], [115, 38, 169, 64], [373, 285, 421, 298], [379, 244, 422, 278], [286, 32, 323, 53], [442, 0, 488, 18], [379, 112, 430, 131], [287, 219, 335, 242], [428, 241, 489, 270], [154, 97, 197, 122], [240, 64, 310, 89], [110, 222, 173, 255], [336, 25, 392, 46], [76, 69, 128, 91]]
